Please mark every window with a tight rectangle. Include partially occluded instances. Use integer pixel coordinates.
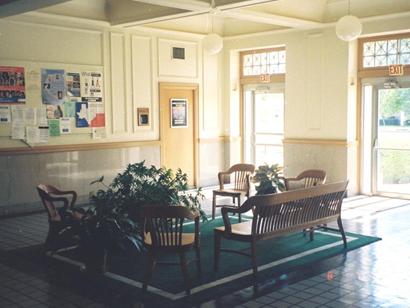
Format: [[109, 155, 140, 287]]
[[362, 36, 410, 68], [241, 48, 286, 77]]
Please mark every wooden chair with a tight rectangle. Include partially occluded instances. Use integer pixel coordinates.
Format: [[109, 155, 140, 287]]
[[283, 169, 327, 237], [37, 184, 84, 252], [212, 163, 255, 222], [284, 169, 327, 191], [142, 206, 200, 295]]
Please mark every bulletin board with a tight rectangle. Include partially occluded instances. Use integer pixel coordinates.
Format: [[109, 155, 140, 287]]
[[0, 60, 106, 151]]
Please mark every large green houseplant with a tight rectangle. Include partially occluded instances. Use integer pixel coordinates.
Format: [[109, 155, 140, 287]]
[[252, 163, 285, 195], [81, 161, 205, 272]]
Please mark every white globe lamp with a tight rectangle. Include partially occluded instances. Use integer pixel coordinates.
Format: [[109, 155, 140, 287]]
[[335, 15, 362, 41], [203, 33, 223, 55]]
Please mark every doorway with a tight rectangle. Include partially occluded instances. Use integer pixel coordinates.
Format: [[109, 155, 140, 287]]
[[159, 83, 198, 187], [361, 77, 410, 197], [243, 84, 285, 167]]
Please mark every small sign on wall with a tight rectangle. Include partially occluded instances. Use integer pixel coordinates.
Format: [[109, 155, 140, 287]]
[[259, 74, 271, 83], [388, 64, 404, 76], [137, 107, 149, 126], [172, 47, 185, 60], [170, 99, 188, 128]]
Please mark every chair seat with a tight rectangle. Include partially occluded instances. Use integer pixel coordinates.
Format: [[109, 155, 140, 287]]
[[144, 232, 196, 247], [213, 189, 244, 197], [215, 220, 252, 236]]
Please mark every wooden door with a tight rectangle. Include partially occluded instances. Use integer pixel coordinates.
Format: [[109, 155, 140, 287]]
[[159, 83, 197, 187]]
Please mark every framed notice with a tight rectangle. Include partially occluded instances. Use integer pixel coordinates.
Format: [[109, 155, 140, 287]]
[[137, 107, 149, 126], [170, 99, 188, 128]]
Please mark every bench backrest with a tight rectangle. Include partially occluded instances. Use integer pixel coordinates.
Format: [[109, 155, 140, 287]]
[[246, 181, 348, 237]]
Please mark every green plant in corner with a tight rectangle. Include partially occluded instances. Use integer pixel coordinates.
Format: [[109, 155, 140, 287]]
[[252, 163, 285, 195]]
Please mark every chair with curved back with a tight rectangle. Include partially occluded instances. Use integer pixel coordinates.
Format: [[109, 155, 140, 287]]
[[37, 184, 84, 252], [142, 205, 200, 295], [284, 169, 327, 191], [212, 163, 255, 222]]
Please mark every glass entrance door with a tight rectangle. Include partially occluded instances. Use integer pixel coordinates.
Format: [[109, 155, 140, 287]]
[[362, 77, 410, 196], [243, 84, 284, 167]]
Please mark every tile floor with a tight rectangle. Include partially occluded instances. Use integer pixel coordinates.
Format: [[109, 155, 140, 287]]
[[0, 193, 409, 307]]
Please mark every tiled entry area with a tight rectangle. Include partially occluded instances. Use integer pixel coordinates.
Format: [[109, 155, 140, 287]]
[[0, 195, 409, 307]]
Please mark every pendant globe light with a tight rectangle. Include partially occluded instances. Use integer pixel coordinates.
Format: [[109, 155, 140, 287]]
[[203, 0, 223, 55], [335, 0, 362, 41]]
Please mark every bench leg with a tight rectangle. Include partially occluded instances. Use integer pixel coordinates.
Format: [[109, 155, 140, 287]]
[[214, 232, 221, 271], [143, 250, 156, 293], [251, 240, 258, 293], [238, 195, 241, 223], [309, 228, 314, 241], [212, 193, 216, 220], [337, 216, 347, 248]]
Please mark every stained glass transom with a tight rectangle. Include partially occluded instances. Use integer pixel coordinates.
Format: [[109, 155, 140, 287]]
[[242, 49, 286, 76], [363, 37, 410, 68]]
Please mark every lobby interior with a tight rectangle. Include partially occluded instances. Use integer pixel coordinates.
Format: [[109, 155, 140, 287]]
[[1, 0, 410, 307]]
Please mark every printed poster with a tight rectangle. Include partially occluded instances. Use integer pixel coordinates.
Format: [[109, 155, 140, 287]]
[[48, 119, 60, 137], [81, 71, 103, 98], [46, 105, 63, 119], [85, 97, 105, 127], [0, 66, 26, 104], [60, 117, 72, 134], [66, 72, 81, 97], [0, 106, 11, 123], [76, 102, 89, 127], [170, 99, 188, 128], [41, 69, 66, 105], [64, 99, 77, 118]]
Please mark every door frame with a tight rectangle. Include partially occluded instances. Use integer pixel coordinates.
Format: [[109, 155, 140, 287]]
[[159, 82, 199, 187], [360, 76, 410, 198]]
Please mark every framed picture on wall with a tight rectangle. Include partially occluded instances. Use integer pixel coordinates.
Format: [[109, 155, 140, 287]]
[[137, 107, 149, 126], [170, 98, 188, 128]]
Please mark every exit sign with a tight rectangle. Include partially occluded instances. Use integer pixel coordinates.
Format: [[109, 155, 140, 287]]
[[259, 74, 271, 83], [388, 64, 404, 76]]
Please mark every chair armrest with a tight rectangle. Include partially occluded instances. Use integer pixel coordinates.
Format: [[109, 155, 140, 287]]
[[48, 196, 69, 210], [220, 200, 253, 233], [218, 171, 230, 190], [52, 189, 77, 210]]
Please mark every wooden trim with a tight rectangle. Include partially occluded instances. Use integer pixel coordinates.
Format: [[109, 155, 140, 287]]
[[0, 140, 161, 156], [240, 74, 285, 84], [283, 138, 358, 147]]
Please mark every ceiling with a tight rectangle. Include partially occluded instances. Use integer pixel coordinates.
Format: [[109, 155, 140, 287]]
[[1, 0, 410, 37]]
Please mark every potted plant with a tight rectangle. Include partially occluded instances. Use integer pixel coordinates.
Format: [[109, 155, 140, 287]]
[[80, 161, 205, 273], [252, 164, 285, 195]]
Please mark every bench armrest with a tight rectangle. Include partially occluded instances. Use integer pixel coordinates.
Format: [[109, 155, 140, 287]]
[[220, 201, 253, 233]]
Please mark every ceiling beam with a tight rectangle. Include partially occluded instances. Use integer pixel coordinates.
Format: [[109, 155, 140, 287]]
[[131, 0, 210, 11], [0, 0, 71, 18], [221, 8, 322, 29]]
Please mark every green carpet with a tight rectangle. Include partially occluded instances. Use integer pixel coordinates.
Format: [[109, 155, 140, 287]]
[[103, 216, 381, 300]]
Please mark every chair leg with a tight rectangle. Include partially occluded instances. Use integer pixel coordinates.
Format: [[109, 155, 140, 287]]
[[212, 193, 216, 220], [251, 240, 258, 293], [142, 250, 156, 293], [337, 216, 347, 248], [195, 245, 201, 277], [238, 196, 241, 223], [214, 232, 221, 271], [309, 228, 314, 241], [179, 252, 191, 295]]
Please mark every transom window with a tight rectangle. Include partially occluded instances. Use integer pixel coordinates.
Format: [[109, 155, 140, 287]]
[[362, 37, 410, 68], [241, 48, 286, 77]]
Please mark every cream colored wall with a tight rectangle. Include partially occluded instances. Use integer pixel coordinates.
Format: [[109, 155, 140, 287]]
[[222, 15, 410, 195], [0, 16, 225, 211]]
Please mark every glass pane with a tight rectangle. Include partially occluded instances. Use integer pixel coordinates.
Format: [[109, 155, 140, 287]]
[[363, 56, 375, 67], [252, 66, 261, 75], [377, 87, 410, 194], [375, 55, 387, 67], [255, 145, 283, 167], [388, 39, 398, 54], [255, 134, 283, 145], [254, 93, 284, 134], [400, 38, 410, 53], [363, 42, 375, 56], [260, 65, 267, 74], [243, 67, 253, 76], [243, 54, 252, 66], [253, 54, 261, 66], [400, 53, 410, 65], [278, 64, 286, 74], [260, 52, 267, 65], [375, 40, 387, 56], [387, 54, 397, 65], [278, 50, 286, 63], [269, 52, 278, 64]]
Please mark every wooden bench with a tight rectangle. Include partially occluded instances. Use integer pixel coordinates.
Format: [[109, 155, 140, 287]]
[[214, 181, 348, 291]]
